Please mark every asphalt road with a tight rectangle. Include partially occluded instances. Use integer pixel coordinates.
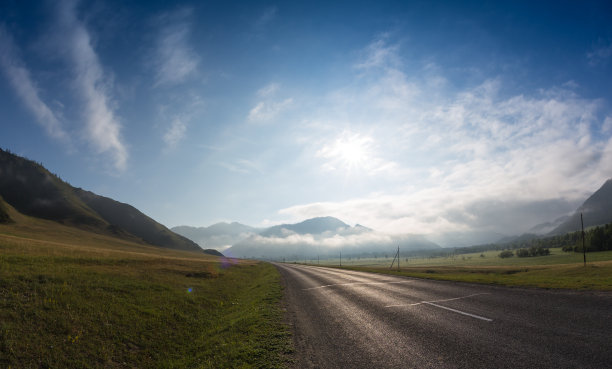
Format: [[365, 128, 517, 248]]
[[274, 263, 612, 369]]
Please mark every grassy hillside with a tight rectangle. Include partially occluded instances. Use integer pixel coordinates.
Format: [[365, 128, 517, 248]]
[[0, 211, 291, 368], [0, 196, 12, 224], [75, 189, 201, 251], [0, 149, 108, 228], [0, 148, 200, 252]]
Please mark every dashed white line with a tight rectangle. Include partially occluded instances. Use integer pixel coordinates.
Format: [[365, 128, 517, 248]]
[[385, 293, 493, 322], [384, 293, 490, 307], [422, 301, 493, 322]]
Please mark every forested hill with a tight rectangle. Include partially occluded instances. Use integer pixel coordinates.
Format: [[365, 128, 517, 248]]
[[0, 148, 201, 252]]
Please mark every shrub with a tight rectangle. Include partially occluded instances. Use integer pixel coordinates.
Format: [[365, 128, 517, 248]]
[[499, 250, 514, 258], [516, 248, 530, 257]]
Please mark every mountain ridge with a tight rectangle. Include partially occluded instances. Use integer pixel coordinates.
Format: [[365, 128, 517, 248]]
[[549, 179, 612, 235], [259, 216, 350, 237], [0, 148, 201, 252], [172, 222, 261, 250]]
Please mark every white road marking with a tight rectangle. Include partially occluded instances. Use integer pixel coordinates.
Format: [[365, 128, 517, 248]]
[[428, 292, 490, 304], [422, 301, 493, 322], [385, 293, 493, 322], [303, 280, 414, 290]]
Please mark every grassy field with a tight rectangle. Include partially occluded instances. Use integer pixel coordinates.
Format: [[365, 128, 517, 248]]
[[0, 214, 291, 368], [301, 248, 612, 290]]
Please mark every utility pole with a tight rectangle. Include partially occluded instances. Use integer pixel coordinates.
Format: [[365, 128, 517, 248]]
[[581, 213, 586, 267], [389, 246, 400, 271]]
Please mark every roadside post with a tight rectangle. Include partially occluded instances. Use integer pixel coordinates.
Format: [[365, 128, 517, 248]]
[[581, 213, 586, 267]]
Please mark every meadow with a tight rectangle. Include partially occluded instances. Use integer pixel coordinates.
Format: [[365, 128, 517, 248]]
[[300, 248, 612, 290], [0, 214, 291, 368]]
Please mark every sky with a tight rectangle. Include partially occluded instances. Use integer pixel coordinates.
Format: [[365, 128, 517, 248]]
[[1, 0, 612, 246]]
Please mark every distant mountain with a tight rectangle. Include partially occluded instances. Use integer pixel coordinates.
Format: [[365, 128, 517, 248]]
[[259, 216, 350, 237], [528, 215, 571, 235], [0, 148, 201, 252], [495, 233, 538, 245], [549, 179, 612, 235], [172, 222, 261, 250], [225, 216, 440, 259]]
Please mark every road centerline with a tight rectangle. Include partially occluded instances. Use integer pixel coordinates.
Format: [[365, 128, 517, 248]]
[[385, 293, 493, 322], [422, 301, 493, 322]]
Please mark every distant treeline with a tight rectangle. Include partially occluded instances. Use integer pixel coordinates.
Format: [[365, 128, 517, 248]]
[[434, 221, 612, 257], [499, 247, 550, 258], [561, 223, 612, 252]]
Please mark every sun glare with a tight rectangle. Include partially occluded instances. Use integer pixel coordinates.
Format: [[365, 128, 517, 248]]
[[325, 132, 373, 171]]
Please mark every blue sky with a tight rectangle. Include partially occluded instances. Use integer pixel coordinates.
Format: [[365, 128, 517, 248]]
[[1, 0, 612, 245]]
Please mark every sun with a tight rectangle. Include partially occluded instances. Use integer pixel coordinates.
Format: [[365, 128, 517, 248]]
[[336, 136, 369, 169], [320, 132, 374, 172]]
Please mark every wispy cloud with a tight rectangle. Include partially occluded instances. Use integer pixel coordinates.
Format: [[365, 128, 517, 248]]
[[152, 8, 199, 87], [278, 38, 612, 244], [57, 0, 128, 171], [163, 117, 187, 149], [248, 98, 293, 122], [0, 25, 69, 142], [255, 6, 278, 29], [219, 159, 262, 174], [257, 82, 280, 97], [355, 37, 400, 70], [587, 42, 612, 66], [248, 82, 293, 122]]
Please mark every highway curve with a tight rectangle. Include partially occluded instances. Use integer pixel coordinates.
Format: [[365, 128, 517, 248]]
[[275, 263, 612, 369]]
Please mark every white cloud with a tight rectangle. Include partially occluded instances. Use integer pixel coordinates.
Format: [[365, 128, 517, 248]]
[[219, 159, 262, 174], [603, 116, 612, 133], [0, 25, 69, 142], [248, 82, 293, 122], [277, 39, 612, 245], [152, 8, 199, 86], [245, 231, 396, 249], [248, 98, 293, 122], [257, 82, 280, 97], [355, 37, 400, 70], [227, 224, 437, 258], [57, 0, 128, 171], [163, 117, 187, 149]]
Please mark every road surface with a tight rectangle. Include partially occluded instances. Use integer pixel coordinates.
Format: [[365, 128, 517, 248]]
[[275, 263, 612, 368]]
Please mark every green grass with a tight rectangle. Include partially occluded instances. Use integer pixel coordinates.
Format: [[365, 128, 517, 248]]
[[303, 248, 612, 290], [0, 217, 292, 368], [311, 248, 612, 267]]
